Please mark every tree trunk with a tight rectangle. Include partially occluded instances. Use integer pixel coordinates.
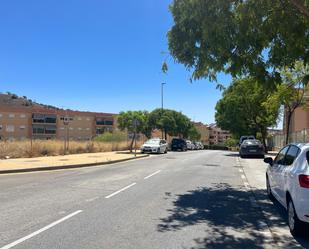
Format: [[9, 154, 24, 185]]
[[261, 129, 268, 153], [129, 132, 136, 152], [285, 111, 293, 145]]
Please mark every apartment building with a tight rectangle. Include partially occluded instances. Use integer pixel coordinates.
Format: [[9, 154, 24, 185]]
[[0, 106, 117, 141], [208, 124, 232, 145]]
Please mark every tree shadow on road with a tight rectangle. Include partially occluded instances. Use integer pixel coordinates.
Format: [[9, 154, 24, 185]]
[[157, 183, 309, 249]]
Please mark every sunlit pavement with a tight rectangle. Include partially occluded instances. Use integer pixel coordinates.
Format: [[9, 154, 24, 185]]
[[0, 150, 308, 249]]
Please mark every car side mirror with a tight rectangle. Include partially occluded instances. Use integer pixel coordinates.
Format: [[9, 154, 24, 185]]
[[264, 157, 273, 166]]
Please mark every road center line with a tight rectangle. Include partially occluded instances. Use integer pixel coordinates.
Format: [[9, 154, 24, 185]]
[[144, 170, 161, 180], [105, 183, 136, 199], [0, 210, 82, 249]]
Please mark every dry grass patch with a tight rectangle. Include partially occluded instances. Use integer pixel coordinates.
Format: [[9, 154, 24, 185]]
[[0, 140, 143, 159]]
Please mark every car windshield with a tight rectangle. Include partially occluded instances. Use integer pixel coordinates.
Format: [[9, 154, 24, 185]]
[[145, 139, 160, 145], [243, 140, 261, 145]]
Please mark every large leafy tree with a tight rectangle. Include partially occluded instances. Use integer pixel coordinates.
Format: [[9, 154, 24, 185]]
[[149, 108, 194, 139], [168, 0, 308, 85], [215, 77, 280, 149], [268, 61, 309, 144], [117, 111, 152, 151]]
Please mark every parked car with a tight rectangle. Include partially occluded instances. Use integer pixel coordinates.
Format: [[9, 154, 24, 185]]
[[197, 142, 204, 150], [264, 143, 309, 236], [186, 140, 194, 150], [171, 138, 187, 151], [193, 142, 203, 150], [141, 138, 167, 154], [239, 139, 264, 158], [239, 135, 255, 145]]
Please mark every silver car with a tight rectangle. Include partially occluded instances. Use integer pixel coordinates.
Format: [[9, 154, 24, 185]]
[[141, 138, 168, 154]]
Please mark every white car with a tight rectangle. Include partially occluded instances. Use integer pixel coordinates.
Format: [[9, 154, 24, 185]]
[[264, 143, 309, 236], [141, 138, 168, 154], [186, 140, 194, 150]]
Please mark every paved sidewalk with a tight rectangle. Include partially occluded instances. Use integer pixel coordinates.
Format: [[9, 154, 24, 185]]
[[0, 151, 149, 174]]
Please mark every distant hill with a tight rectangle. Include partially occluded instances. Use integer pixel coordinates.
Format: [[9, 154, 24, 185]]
[[0, 92, 60, 110]]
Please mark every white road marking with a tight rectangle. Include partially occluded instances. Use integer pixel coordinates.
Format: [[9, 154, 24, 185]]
[[241, 174, 246, 179], [144, 170, 161, 180], [105, 183, 136, 199], [238, 169, 243, 173], [0, 210, 82, 249], [86, 197, 99, 202]]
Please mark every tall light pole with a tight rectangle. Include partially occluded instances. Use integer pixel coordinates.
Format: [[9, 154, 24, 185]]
[[161, 82, 166, 139]]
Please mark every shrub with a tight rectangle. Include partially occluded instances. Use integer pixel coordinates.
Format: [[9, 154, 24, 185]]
[[94, 131, 127, 143]]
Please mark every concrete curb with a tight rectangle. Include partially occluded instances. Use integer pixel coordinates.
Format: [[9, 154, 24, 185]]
[[0, 154, 150, 174]]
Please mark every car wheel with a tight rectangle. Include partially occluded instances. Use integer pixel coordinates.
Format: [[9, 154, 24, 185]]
[[287, 198, 303, 236], [164, 148, 167, 154], [266, 176, 274, 200]]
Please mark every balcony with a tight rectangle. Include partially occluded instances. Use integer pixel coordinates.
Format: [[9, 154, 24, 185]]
[[95, 118, 113, 126], [32, 114, 57, 124]]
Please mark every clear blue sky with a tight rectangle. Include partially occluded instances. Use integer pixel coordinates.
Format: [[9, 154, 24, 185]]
[[0, 0, 232, 124]]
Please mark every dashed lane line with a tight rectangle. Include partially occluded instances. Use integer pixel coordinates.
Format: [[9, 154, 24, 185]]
[[0, 210, 83, 249], [105, 182, 137, 199]]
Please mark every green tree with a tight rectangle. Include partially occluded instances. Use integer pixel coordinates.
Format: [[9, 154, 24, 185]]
[[117, 111, 152, 152], [269, 61, 309, 144], [187, 126, 201, 141], [168, 0, 308, 85], [149, 108, 193, 139], [215, 77, 280, 150]]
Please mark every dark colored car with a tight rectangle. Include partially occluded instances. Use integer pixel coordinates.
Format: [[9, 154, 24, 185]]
[[239, 135, 255, 145], [239, 139, 265, 158], [171, 138, 187, 151]]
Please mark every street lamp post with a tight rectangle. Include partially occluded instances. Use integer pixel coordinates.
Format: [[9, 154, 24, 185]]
[[161, 82, 166, 139]]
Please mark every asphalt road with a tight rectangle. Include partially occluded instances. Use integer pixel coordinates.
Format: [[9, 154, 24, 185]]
[[0, 150, 308, 249]]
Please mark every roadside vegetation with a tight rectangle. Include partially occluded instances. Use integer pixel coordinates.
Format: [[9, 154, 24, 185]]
[[118, 108, 201, 151], [0, 139, 143, 159]]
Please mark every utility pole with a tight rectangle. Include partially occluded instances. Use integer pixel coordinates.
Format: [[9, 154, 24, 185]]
[[161, 82, 166, 139]]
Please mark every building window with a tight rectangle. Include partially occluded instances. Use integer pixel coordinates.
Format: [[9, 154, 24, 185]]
[[20, 114, 26, 118], [86, 128, 90, 131], [33, 114, 56, 123], [0, 125, 2, 130], [86, 117, 90, 121], [20, 125, 26, 129], [32, 125, 45, 134], [32, 114, 45, 123], [77, 117, 82, 121], [60, 116, 74, 122], [78, 128, 82, 131], [96, 128, 104, 134], [105, 120, 113, 125], [60, 127, 65, 130], [45, 126, 56, 134], [69, 127, 74, 130], [0, 113, 2, 118], [6, 125, 15, 132], [9, 114, 15, 118], [45, 115, 57, 123]]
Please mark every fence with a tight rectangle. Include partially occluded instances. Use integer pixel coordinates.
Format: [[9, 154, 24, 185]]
[[268, 129, 309, 150]]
